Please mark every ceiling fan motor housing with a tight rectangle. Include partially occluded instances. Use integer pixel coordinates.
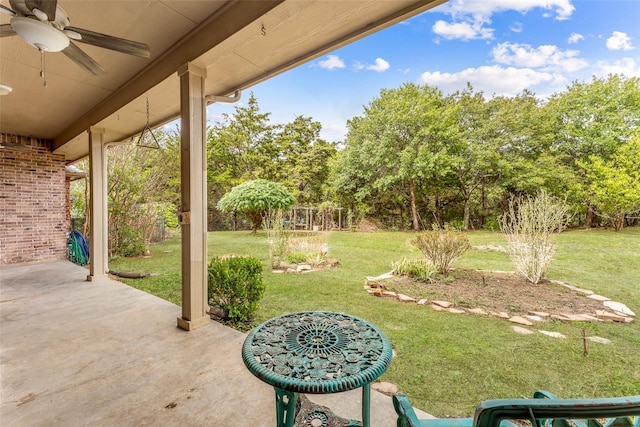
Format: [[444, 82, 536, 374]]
[[10, 16, 69, 51]]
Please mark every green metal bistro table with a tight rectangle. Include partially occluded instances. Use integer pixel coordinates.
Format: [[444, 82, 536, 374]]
[[242, 311, 393, 427]]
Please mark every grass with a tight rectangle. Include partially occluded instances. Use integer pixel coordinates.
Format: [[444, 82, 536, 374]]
[[109, 227, 640, 417]]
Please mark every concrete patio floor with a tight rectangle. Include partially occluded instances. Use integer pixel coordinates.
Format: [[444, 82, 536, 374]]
[[1, 260, 428, 426]]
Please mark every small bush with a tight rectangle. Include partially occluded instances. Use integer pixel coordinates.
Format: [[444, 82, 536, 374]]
[[207, 256, 265, 323], [286, 251, 308, 264], [499, 190, 572, 284], [392, 258, 436, 282], [410, 229, 470, 274]]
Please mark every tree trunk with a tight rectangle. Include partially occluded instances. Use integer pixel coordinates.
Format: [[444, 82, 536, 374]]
[[613, 213, 625, 231], [479, 179, 486, 228], [584, 203, 596, 228], [463, 198, 471, 231], [409, 179, 420, 231], [433, 196, 442, 229]]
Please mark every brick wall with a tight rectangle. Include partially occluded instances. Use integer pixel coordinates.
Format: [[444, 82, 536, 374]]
[[0, 134, 69, 264]]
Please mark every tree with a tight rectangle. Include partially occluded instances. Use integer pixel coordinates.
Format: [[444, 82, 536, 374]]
[[548, 74, 640, 227], [216, 179, 295, 232], [333, 83, 458, 231], [579, 134, 640, 230], [273, 116, 337, 205], [107, 141, 174, 256]]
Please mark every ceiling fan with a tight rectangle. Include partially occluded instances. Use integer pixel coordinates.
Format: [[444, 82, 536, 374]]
[[0, 0, 150, 76]]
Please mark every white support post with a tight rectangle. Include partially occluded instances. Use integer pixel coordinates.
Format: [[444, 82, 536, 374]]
[[86, 127, 109, 282], [176, 63, 209, 331]]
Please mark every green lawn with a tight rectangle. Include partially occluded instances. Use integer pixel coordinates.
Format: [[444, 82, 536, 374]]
[[109, 227, 640, 416]]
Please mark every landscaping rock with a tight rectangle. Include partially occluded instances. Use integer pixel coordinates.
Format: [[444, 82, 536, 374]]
[[297, 264, 312, 272], [371, 288, 382, 297], [524, 315, 544, 322], [431, 304, 446, 311], [371, 382, 399, 396], [325, 258, 340, 267], [432, 300, 452, 308], [573, 287, 594, 295], [512, 326, 534, 335], [382, 291, 397, 298], [397, 294, 416, 303], [587, 294, 610, 301], [469, 308, 487, 315], [208, 306, 229, 320], [509, 316, 533, 326], [559, 313, 591, 322], [596, 310, 628, 322], [528, 311, 550, 318], [365, 271, 394, 282], [448, 308, 466, 314], [603, 301, 635, 317], [538, 330, 566, 339], [587, 336, 612, 345], [417, 299, 428, 305], [497, 312, 510, 319]]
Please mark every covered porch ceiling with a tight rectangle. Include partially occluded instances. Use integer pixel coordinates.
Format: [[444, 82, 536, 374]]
[[0, 0, 446, 163]]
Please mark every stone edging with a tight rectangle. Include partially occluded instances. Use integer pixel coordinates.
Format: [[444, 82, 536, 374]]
[[364, 272, 636, 327]]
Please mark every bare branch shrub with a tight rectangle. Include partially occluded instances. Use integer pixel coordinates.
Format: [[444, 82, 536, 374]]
[[410, 229, 470, 275], [499, 190, 572, 284]]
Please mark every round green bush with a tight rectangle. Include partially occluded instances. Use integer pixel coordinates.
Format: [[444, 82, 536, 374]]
[[207, 256, 265, 323]]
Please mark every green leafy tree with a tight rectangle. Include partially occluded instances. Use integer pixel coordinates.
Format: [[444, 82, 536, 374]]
[[548, 74, 640, 226], [216, 179, 295, 232], [579, 134, 640, 230], [333, 83, 458, 231], [273, 116, 337, 205], [107, 142, 174, 256]]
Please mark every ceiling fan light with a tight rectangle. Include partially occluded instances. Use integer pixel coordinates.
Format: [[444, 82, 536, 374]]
[[10, 17, 69, 52], [63, 29, 82, 40], [32, 8, 49, 22], [0, 84, 13, 96]]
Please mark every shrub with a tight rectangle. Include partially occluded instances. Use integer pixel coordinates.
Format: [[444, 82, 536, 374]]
[[391, 257, 436, 282], [410, 229, 470, 274], [286, 251, 308, 264], [265, 210, 294, 268], [207, 256, 265, 322], [499, 190, 572, 284]]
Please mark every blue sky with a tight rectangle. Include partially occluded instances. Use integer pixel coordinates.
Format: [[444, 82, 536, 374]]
[[206, 0, 640, 143]]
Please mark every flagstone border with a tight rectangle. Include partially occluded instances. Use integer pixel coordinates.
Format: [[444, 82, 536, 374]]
[[363, 271, 636, 326]]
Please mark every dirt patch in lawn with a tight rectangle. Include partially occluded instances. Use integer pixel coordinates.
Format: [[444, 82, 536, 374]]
[[383, 269, 606, 316]]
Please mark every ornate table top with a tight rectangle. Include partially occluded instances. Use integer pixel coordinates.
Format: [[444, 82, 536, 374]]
[[242, 311, 393, 394]]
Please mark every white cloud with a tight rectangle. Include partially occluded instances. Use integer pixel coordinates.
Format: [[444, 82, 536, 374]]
[[366, 58, 390, 72], [353, 58, 391, 72], [318, 55, 345, 70], [606, 31, 634, 51], [435, 0, 575, 21], [320, 124, 348, 142], [510, 22, 523, 33], [596, 58, 640, 77], [418, 65, 565, 96], [567, 33, 584, 44], [491, 42, 588, 72], [432, 19, 493, 40], [431, 0, 574, 41]]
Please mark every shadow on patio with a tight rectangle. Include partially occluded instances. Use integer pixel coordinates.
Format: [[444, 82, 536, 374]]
[[1, 261, 409, 426]]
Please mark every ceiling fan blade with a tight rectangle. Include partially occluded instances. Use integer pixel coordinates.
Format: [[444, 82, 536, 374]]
[[64, 26, 150, 58], [25, 0, 57, 21], [0, 4, 17, 16], [62, 41, 107, 75], [0, 24, 17, 37]]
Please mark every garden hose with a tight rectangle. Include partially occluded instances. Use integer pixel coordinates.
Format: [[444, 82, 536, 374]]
[[68, 230, 89, 266]]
